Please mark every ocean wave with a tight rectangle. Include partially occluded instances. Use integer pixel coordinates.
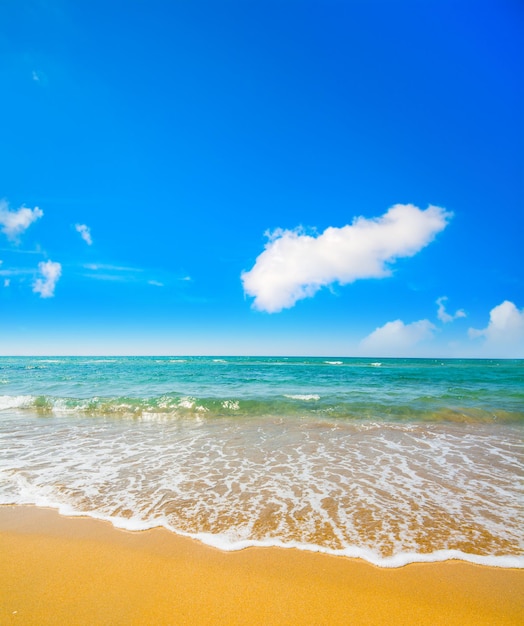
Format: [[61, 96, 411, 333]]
[[2, 404, 522, 569], [284, 394, 320, 401], [38, 359, 66, 363], [0, 393, 522, 423], [1, 498, 522, 569], [1, 357, 522, 569], [0, 395, 34, 411]]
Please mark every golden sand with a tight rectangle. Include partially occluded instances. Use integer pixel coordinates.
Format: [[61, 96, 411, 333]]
[[1, 506, 523, 625]]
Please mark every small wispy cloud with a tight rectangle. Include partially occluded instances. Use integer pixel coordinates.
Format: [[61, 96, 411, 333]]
[[0, 266, 35, 277], [0, 200, 44, 241], [0, 246, 43, 255], [80, 263, 189, 288], [242, 204, 452, 313], [81, 263, 146, 283], [360, 318, 436, 355], [83, 263, 141, 272], [3, 279, 9, 288], [32, 70, 48, 86], [436, 296, 466, 323], [75, 223, 93, 245], [32, 260, 62, 298]]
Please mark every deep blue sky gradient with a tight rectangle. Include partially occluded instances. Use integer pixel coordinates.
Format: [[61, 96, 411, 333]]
[[0, 0, 522, 355]]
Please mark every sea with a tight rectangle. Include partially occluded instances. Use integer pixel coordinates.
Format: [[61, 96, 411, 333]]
[[0, 356, 522, 568]]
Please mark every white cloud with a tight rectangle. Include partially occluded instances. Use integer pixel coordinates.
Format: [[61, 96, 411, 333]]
[[0, 200, 44, 241], [241, 204, 452, 312], [32, 260, 62, 298], [81, 263, 145, 282], [83, 263, 139, 272], [436, 296, 466, 323], [360, 319, 436, 355], [32, 70, 48, 86], [0, 267, 35, 277], [1, 261, 8, 287], [75, 223, 93, 245], [0, 266, 36, 277], [468, 301, 524, 355], [148, 280, 164, 287]]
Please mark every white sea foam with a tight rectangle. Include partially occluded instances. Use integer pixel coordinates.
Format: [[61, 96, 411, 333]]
[[181, 533, 524, 569], [1, 356, 522, 567], [221, 400, 239, 410], [284, 394, 320, 401], [0, 395, 33, 411], [1, 409, 522, 568], [81, 359, 118, 363], [1, 491, 522, 569]]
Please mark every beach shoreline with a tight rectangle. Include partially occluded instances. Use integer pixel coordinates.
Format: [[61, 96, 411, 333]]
[[1, 505, 523, 625]]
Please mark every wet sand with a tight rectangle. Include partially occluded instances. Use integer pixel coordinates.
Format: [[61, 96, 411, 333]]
[[1, 506, 523, 625]]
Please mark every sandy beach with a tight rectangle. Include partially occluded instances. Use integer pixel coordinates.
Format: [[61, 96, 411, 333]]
[[1, 506, 522, 625]]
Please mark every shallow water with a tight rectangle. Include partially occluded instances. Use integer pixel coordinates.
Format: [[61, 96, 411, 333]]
[[1, 356, 522, 567]]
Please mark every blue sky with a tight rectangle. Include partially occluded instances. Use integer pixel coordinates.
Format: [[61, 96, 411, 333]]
[[0, 0, 522, 357]]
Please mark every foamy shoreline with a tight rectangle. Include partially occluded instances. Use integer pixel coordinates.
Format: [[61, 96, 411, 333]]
[[2, 357, 523, 578], [3, 499, 523, 570], [1, 505, 523, 625]]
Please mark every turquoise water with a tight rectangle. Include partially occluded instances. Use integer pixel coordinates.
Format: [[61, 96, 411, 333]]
[[1, 356, 523, 567]]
